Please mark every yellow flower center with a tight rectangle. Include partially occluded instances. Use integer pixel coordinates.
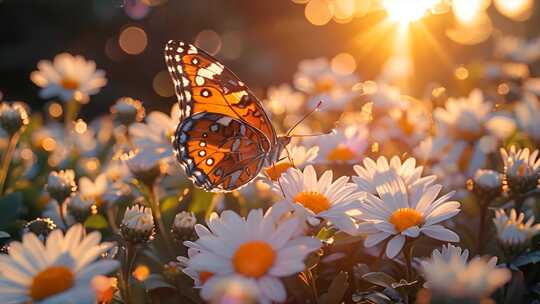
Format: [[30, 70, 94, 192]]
[[264, 162, 293, 181], [294, 191, 331, 214], [389, 208, 424, 233], [60, 78, 80, 90], [199, 271, 214, 284], [30, 266, 75, 301], [233, 241, 275, 278], [326, 145, 357, 162]]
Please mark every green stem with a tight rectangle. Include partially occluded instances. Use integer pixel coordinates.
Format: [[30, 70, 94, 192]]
[[0, 132, 20, 195], [107, 204, 119, 233], [120, 243, 136, 303], [402, 242, 415, 304], [64, 98, 80, 130], [150, 184, 175, 258], [477, 200, 488, 255], [403, 243, 414, 282], [514, 197, 525, 213]]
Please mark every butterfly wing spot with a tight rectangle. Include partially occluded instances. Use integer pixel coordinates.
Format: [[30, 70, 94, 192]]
[[210, 124, 219, 132], [201, 89, 212, 97], [198, 150, 206, 157], [199, 141, 206, 147], [191, 58, 199, 65], [206, 158, 214, 166], [196, 76, 205, 86]]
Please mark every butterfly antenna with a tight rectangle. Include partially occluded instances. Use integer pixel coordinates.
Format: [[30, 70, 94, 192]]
[[286, 101, 323, 137], [284, 145, 296, 168]]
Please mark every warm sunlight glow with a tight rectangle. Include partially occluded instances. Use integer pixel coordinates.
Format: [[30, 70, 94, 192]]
[[382, 0, 438, 26], [494, 0, 533, 21], [452, 0, 490, 24]]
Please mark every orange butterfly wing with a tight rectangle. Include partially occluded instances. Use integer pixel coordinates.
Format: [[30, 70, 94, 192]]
[[174, 112, 268, 192], [164, 40, 276, 149]]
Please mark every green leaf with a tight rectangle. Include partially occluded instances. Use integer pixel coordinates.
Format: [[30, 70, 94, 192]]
[[143, 274, 176, 292], [161, 196, 180, 214], [0, 231, 10, 238], [319, 271, 349, 304], [361, 272, 396, 289], [513, 251, 540, 267], [84, 214, 109, 230], [316, 227, 335, 240], [189, 188, 214, 215], [0, 192, 23, 229]]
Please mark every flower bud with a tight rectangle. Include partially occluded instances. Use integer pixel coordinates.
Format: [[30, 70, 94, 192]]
[[123, 150, 165, 187], [22, 217, 57, 242], [493, 208, 540, 257], [121, 204, 154, 244], [0, 102, 29, 136], [171, 211, 197, 242], [46, 170, 77, 203], [472, 169, 502, 200], [500, 146, 540, 195], [110, 97, 145, 126], [66, 194, 94, 223]]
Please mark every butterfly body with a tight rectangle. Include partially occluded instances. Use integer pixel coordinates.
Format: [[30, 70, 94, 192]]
[[165, 40, 290, 192]]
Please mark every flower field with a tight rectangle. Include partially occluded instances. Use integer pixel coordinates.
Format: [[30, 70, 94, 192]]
[[1, 1, 540, 303]]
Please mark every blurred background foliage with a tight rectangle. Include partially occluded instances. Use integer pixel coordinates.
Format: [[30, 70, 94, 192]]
[[1, 0, 540, 118]]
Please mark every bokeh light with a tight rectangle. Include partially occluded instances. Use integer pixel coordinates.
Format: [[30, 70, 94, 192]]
[[305, 0, 334, 26], [74, 119, 87, 134], [48, 102, 63, 118], [454, 66, 469, 80], [153, 70, 175, 98], [494, 0, 534, 21], [447, 10, 493, 45], [118, 26, 148, 55], [331, 52, 356, 75], [194, 30, 222, 56], [452, 0, 490, 24]]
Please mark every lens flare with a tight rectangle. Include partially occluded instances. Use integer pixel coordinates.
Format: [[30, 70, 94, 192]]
[[382, 0, 438, 26]]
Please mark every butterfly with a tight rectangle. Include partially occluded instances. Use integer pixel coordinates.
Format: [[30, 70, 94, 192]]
[[164, 40, 292, 192]]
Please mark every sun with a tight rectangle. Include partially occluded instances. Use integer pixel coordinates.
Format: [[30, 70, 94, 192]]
[[382, 0, 438, 27]]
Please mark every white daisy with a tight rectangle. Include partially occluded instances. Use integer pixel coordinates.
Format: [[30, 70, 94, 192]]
[[500, 146, 540, 186], [0, 224, 119, 304], [494, 34, 540, 63], [78, 173, 108, 204], [515, 93, 540, 142], [421, 243, 469, 266], [263, 145, 318, 182], [353, 156, 437, 195], [356, 171, 460, 258], [30, 53, 107, 103], [367, 83, 408, 114], [420, 248, 510, 300], [434, 89, 491, 140], [493, 208, 540, 247], [185, 208, 321, 304], [308, 124, 368, 164], [276, 165, 364, 235], [264, 83, 305, 117], [128, 104, 180, 165], [204, 275, 260, 304], [293, 57, 360, 110]]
